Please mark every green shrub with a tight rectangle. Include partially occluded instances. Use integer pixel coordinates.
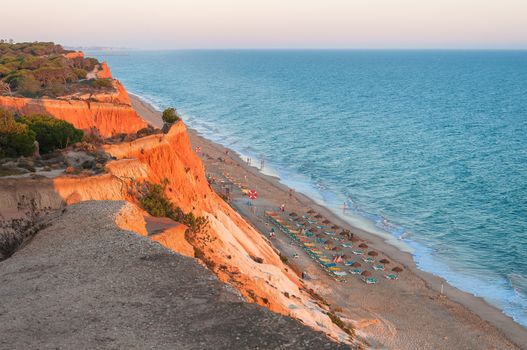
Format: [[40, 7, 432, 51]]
[[0, 108, 36, 157], [73, 68, 87, 79], [42, 82, 67, 97], [7, 72, 41, 97], [137, 181, 208, 233], [82, 57, 99, 72], [90, 78, 113, 89], [33, 66, 77, 85], [19, 114, 83, 154], [19, 56, 46, 70], [0, 64, 10, 77], [162, 107, 181, 124]]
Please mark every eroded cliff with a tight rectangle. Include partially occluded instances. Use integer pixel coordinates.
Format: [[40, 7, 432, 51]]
[[0, 122, 352, 343]]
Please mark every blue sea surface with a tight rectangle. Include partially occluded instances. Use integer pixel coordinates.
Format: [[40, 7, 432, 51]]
[[92, 50, 527, 327]]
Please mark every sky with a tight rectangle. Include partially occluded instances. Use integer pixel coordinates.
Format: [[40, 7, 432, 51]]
[[2, 0, 527, 49]]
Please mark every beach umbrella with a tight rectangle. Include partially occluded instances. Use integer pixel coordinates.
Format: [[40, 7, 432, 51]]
[[332, 225, 340, 230], [247, 189, 258, 200], [324, 240, 334, 245], [289, 212, 298, 217], [358, 243, 368, 249], [352, 262, 362, 267], [368, 251, 379, 257], [341, 254, 350, 259], [308, 209, 315, 214], [379, 259, 390, 264], [322, 219, 331, 224], [314, 214, 323, 218], [392, 266, 403, 273], [351, 236, 360, 242], [361, 270, 372, 277], [332, 246, 342, 251]]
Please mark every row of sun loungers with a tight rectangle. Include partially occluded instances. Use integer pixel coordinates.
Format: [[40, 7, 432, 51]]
[[265, 211, 400, 284]]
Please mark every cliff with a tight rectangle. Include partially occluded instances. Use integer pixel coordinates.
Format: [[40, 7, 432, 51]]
[[0, 122, 352, 343], [0, 56, 353, 344], [0, 58, 147, 137], [0, 201, 349, 349], [0, 88, 147, 137]]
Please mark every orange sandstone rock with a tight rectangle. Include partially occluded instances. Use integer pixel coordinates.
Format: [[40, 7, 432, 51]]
[[0, 121, 350, 343], [96, 62, 113, 79], [0, 94, 147, 137], [63, 51, 84, 59]]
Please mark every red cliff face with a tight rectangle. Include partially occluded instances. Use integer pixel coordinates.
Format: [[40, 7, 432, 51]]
[[101, 123, 351, 342], [96, 62, 113, 79], [0, 83, 147, 137], [63, 51, 85, 59], [0, 123, 349, 342], [0, 57, 350, 342]]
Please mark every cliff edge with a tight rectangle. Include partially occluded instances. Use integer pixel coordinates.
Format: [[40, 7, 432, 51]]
[[0, 201, 349, 350]]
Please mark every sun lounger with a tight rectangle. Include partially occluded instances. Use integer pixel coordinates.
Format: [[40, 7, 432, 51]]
[[325, 231, 336, 235], [342, 243, 353, 248], [344, 261, 355, 266], [352, 250, 364, 255], [363, 257, 375, 263], [323, 262, 337, 267], [385, 274, 398, 280], [362, 277, 378, 284], [334, 271, 348, 276], [304, 243, 315, 247], [373, 264, 385, 270], [329, 267, 341, 271], [349, 269, 362, 274]]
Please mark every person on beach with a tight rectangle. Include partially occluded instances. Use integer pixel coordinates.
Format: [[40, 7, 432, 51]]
[[289, 189, 294, 198], [280, 204, 285, 212], [343, 202, 349, 213], [269, 228, 276, 239]]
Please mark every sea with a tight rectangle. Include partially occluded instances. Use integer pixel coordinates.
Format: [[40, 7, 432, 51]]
[[90, 50, 527, 327]]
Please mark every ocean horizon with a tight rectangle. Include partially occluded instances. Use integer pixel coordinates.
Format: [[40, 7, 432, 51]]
[[91, 49, 527, 327]]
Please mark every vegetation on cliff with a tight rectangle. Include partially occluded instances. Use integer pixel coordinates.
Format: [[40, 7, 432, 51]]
[[162, 108, 181, 124], [0, 42, 110, 98], [134, 180, 208, 234], [0, 107, 83, 157], [19, 114, 83, 153], [0, 108, 36, 157]]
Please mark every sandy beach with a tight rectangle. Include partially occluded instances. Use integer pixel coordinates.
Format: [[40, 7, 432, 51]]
[[131, 95, 527, 349]]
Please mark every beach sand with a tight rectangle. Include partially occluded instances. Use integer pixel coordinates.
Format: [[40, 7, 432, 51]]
[[131, 95, 527, 349]]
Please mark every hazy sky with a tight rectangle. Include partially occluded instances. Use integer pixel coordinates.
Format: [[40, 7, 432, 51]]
[[2, 0, 526, 49]]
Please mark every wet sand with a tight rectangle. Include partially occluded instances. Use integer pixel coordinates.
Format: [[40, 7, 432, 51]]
[[130, 95, 527, 349]]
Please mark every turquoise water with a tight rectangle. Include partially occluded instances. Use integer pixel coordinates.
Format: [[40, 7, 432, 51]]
[[93, 50, 527, 326]]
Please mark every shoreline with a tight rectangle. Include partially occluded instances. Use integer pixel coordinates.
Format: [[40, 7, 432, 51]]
[[130, 94, 527, 349]]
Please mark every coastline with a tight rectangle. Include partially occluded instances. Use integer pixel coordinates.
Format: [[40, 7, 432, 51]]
[[130, 94, 527, 349]]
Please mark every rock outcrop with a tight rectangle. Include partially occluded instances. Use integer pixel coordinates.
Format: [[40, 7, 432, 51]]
[[0, 58, 147, 137], [0, 92, 147, 137]]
